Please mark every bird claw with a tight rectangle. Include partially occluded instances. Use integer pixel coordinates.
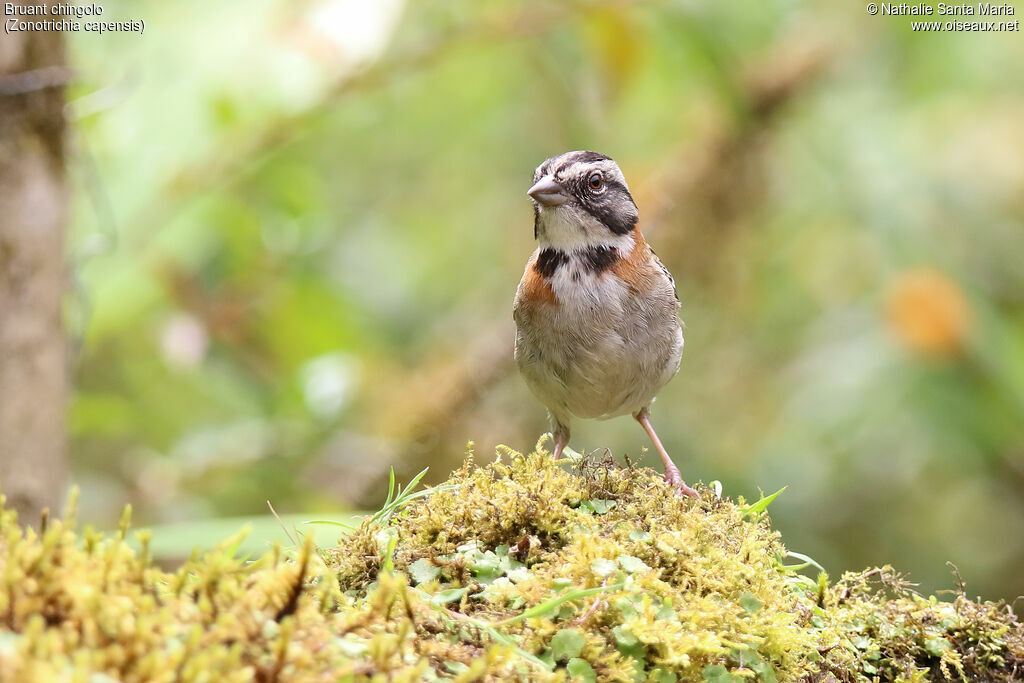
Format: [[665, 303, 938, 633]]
[[664, 466, 700, 499]]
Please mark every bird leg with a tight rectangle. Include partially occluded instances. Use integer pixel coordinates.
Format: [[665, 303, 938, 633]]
[[634, 407, 699, 498], [551, 420, 570, 459]]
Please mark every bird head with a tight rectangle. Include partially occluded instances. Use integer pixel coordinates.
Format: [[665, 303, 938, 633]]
[[528, 151, 639, 250]]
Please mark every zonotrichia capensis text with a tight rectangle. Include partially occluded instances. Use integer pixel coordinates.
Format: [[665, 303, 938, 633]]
[[514, 150, 698, 497]]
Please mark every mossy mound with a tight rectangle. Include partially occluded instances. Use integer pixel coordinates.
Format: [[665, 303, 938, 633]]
[[1, 439, 1022, 682], [330, 444, 815, 681]]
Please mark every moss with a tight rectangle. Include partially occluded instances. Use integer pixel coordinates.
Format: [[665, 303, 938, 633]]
[[2, 438, 1022, 681], [0, 496, 496, 681], [810, 567, 1024, 682], [329, 443, 818, 680]]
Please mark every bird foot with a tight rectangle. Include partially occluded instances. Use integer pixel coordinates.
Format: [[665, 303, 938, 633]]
[[664, 465, 700, 499]]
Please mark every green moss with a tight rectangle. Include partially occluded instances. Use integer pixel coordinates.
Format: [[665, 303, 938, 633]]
[[0, 494, 498, 680], [811, 567, 1024, 681], [329, 443, 817, 680], [2, 438, 1022, 681]]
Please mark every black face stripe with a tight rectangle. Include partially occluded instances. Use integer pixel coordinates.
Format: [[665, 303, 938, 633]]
[[573, 177, 630, 200], [602, 178, 631, 198], [551, 171, 638, 236], [575, 177, 638, 235], [534, 248, 569, 277], [583, 201, 637, 235]]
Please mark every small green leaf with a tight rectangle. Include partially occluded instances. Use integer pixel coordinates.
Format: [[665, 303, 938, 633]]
[[617, 555, 649, 573], [566, 657, 596, 682], [612, 625, 638, 647], [738, 592, 763, 615], [456, 541, 479, 554], [850, 635, 872, 650], [925, 637, 952, 657], [627, 657, 646, 682], [628, 529, 651, 542], [499, 553, 525, 574], [408, 558, 441, 584], [650, 668, 677, 683], [591, 558, 617, 577], [750, 660, 777, 683], [702, 665, 742, 683], [430, 587, 468, 605], [550, 628, 586, 661], [471, 552, 503, 583], [614, 596, 638, 619], [612, 625, 645, 660], [561, 445, 584, 462], [506, 567, 530, 583], [443, 660, 469, 674]]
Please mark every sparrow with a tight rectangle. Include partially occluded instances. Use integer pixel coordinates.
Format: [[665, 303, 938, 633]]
[[513, 150, 698, 497]]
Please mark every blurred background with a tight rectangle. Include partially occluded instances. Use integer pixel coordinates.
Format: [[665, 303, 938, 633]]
[[3, 0, 1023, 604]]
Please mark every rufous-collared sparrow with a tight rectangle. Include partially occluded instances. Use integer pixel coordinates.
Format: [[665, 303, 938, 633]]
[[513, 150, 698, 497]]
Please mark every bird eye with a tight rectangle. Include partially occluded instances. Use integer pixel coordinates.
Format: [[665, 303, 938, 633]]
[[588, 172, 603, 191]]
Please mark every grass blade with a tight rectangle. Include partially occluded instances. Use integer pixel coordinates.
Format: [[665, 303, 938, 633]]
[[303, 519, 356, 529], [783, 550, 826, 573], [267, 500, 297, 546], [495, 583, 624, 626], [742, 487, 787, 518]]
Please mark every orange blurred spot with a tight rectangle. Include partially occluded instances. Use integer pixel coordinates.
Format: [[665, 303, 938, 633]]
[[884, 268, 971, 359]]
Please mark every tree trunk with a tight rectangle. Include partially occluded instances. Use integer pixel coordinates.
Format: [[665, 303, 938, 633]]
[[0, 18, 68, 523]]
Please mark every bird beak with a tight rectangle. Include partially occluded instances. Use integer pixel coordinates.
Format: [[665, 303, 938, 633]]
[[527, 175, 568, 207]]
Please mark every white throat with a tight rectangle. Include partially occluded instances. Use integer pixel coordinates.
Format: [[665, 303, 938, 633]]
[[536, 205, 635, 253]]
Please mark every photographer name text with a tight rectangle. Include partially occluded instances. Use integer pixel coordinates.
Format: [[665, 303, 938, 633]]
[[866, 2, 1020, 30], [879, 2, 1013, 14]]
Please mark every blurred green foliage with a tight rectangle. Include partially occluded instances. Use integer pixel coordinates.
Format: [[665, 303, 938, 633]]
[[66, 0, 1024, 604]]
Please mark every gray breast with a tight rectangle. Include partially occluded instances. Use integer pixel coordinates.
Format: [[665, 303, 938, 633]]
[[514, 257, 683, 423]]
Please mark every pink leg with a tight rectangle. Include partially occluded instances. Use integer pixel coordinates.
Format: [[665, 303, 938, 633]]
[[551, 420, 570, 459], [634, 407, 699, 498]]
